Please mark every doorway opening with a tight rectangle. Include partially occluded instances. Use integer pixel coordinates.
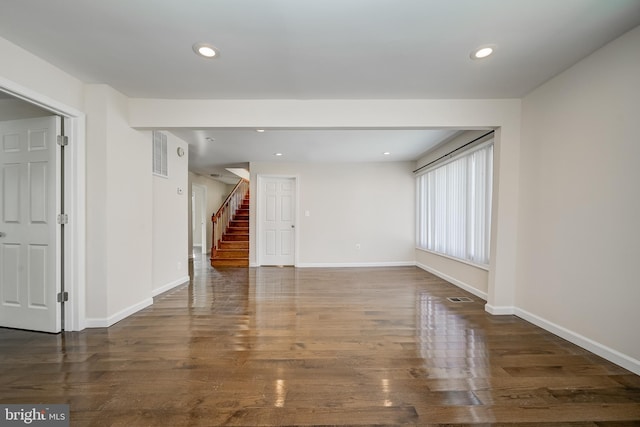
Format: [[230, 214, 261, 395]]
[[192, 183, 207, 255]]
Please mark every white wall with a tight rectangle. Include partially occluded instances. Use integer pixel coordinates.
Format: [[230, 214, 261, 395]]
[[250, 162, 415, 267], [84, 86, 108, 320], [189, 172, 236, 254], [414, 130, 492, 298], [152, 132, 190, 296], [0, 36, 84, 111], [518, 26, 640, 371], [84, 84, 153, 325]]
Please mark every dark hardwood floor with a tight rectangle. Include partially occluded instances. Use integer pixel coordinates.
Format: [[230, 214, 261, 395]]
[[1, 255, 639, 426]]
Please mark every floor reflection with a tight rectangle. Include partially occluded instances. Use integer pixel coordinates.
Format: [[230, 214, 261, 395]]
[[416, 291, 490, 379], [250, 267, 299, 332], [1, 257, 635, 425]]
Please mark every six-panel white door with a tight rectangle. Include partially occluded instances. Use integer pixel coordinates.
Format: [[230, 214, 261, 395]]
[[0, 116, 60, 333], [260, 177, 295, 266]]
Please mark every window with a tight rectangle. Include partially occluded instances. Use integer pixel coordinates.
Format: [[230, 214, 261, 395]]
[[416, 141, 493, 266], [152, 130, 168, 177]]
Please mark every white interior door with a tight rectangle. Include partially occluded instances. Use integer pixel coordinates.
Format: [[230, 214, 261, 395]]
[[260, 177, 295, 266], [0, 116, 60, 333]]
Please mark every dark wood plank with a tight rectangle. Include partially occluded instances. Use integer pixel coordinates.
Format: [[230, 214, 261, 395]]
[[0, 254, 638, 426]]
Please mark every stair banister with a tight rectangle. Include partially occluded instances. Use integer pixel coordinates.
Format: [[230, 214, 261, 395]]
[[211, 179, 249, 259]]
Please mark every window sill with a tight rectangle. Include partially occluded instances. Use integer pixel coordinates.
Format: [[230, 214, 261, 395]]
[[415, 247, 489, 271]]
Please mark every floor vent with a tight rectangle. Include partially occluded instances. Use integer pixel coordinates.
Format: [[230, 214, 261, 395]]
[[447, 296, 473, 303]]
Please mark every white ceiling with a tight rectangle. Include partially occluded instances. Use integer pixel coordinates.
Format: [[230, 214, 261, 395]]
[[1, 0, 639, 99], [1, 1, 638, 180], [172, 128, 462, 180]]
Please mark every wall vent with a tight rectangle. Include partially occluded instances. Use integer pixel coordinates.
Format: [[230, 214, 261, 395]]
[[447, 296, 473, 303], [152, 131, 168, 177]]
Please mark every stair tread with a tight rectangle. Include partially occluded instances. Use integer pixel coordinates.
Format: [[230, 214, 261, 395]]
[[211, 261, 249, 267], [226, 229, 249, 233], [222, 235, 249, 242], [219, 242, 249, 248], [214, 251, 248, 258], [212, 192, 250, 268]]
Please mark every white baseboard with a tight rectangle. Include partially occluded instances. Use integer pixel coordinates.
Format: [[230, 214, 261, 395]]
[[296, 261, 415, 268], [416, 262, 488, 300], [484, 304, 515, 315], [152, 275, 190, 297], [85, 297, 153, 328], [514, 307, 640, 376], [84, 276, 188, 328]]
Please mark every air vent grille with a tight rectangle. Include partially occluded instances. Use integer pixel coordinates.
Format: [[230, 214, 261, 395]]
[[152, 131, 168, 177], [447, 296, 473, 303]]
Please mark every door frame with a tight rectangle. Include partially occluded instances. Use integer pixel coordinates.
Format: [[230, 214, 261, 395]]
[[255, 174, 299, 267], [1, 77, 86, 331], [191, 183, 207, 254]]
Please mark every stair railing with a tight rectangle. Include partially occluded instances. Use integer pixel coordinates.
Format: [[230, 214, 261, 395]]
[[211, 178, 249, 259]]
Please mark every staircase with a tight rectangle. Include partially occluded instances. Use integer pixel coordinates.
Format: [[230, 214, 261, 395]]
[[211, 180, 250, 267]]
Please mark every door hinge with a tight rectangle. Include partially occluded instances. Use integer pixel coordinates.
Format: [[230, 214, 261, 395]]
[[57, 135, 68, 146], [57, 214, 68, 225], [57, 292, 69, 303]]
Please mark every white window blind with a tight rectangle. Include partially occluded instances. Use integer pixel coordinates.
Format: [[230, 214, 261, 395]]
[[152, 131, 168, 177], [416, 142, 493, 266]]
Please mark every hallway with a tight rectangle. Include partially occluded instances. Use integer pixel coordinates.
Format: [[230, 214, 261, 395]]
[[0, 256, 639, 425]]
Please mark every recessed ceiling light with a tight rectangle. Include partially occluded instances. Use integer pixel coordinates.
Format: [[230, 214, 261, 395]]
[[470, 45, 496, 60], [256, 129, 266, 133], [273, 153, 283, 156], [383, 152, 391, 155], [193, 43, 219, 59]]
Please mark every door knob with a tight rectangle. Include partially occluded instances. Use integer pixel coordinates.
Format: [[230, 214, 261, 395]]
[[291, 225, 295, 229], [0, 232, 6, 238]]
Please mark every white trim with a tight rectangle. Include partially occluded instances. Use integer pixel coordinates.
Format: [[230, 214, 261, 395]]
[[0, 77, 87, 332], [255, 174, 262, 266], [152, 276, 190, 297], [65, 115, 86, 331], [297, 261, 415, 268], [416, 262, 488, 300], [85, 297, 153, 328], [514, 307, 640, 376], [484, 304, 515, 315]]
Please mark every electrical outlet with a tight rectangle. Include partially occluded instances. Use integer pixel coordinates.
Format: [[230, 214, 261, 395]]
[[355, 243, 361, 250]]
